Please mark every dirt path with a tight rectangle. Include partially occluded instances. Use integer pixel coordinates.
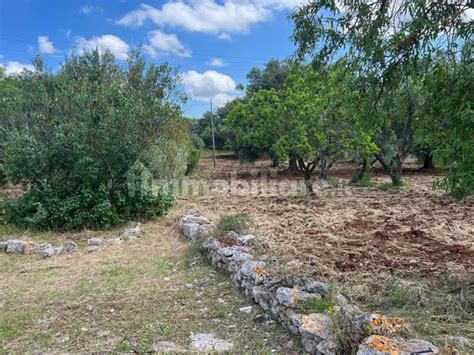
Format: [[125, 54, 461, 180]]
[[0, 211, 298, 352]]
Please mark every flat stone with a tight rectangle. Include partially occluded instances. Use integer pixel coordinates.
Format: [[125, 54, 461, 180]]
[[6, 240, 25, 254], [357, 335, 439, 354], [107, 238, 123, 245], [181, 215, 210, 225], [239, 306, 253, 314], [87, 238, 106, 247], [84, 246, 100, 254], [63, 240, 78, 253], [190, 333, 234, 352]]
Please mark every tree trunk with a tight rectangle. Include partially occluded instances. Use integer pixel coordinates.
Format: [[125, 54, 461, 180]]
[[390, 156, 403, 185], [271, 156, 279, 168], [288, 154, 298, 173], [422, 153, 434, 169], [304, 170, 314, 194]]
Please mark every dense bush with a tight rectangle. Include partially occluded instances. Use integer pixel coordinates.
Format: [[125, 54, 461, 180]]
[[0, 165, 6, 186], [1, 50, 187, 230], [185, 148, 201, 175]]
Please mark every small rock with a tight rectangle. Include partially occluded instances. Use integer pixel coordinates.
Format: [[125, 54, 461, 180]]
[[87, 238, 105, 247], [97, 330, 110, 338], [107, 238, 123, 245], [120, 221, 141, 240], [239, 306, 253, 314], [84, 246, 100, 254], [63, 240, 78, 253], [6, 240, 25, 254], [190, 333, 234, 352], [40, 246, 64, 258]]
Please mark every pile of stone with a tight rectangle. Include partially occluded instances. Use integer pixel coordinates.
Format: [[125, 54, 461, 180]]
[[0, 221, 141, 258], [178, 211, 440, 354]]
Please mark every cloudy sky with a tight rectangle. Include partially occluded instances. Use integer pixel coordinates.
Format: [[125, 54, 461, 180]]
[[0, 0, 305, 117]]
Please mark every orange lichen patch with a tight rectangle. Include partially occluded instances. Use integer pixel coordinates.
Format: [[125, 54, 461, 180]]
[[369, 314, 406, 334], [253, 265, 269, 277], [300, 315, 323, 332], [299, 314, 331, 338], [365, 335, 407, 353]]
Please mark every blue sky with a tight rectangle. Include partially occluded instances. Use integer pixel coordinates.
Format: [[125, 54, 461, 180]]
[[0, 0, 303, 118]]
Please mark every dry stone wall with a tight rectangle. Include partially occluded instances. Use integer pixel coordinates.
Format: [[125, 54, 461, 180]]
[[178, 210, 440, 354], [0, 222, 141, 258]]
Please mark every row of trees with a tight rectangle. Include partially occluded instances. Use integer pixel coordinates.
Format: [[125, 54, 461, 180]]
[[193, 1, 472, 198], [0, 50, 195, 230]]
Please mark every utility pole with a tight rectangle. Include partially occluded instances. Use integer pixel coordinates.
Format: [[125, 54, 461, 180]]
[[210, 98, 217, 168]]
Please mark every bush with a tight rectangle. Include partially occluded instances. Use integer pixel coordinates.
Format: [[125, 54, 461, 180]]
[[2, 50, 186, 230], [185, 148, 201, 175], [0, 165, 6, 186], [349, 171, 372, 187], [216, 213, 254, 235]]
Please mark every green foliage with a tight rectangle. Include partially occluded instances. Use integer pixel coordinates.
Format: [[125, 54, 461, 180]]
[[0, 165, 6, 186], [216, 213, 254, 235], [298, 297, 336, 314], [185, 148, 201, 175], [2, 50, 186, 230], [350, 171, 372, 187]]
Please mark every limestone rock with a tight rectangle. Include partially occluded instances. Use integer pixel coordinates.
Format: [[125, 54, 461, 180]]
[[357, 335, 439, 354], [304, 281, 330, 295], [275, 287, 321, 308], [359, 313, 406, 336], [84, 246, 100, 254], [63, 240, 78, 253], [239, 306, 253, 314], [237, 234, 256, 246], [107, 238, 123, 245], [120, 221, 141, 240], [87, 238, 106, 247], [40, 246, 64, 258], [190, 333, 234, 352], [181, 223, 201, 239], [6, 240, 25, 254]]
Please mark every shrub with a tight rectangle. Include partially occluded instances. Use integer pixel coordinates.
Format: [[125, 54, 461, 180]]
[[0, 165, 6, 186], [185, 148, 201, 175], [2, 50, 186, 230], [216, 213, 254, 235], [350, 171, 372, 187]]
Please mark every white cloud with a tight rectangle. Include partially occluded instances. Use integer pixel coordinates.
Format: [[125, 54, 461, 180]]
[[144, 30, 191, 58], [182, 70, 237, 107], [38, 36, 57, 54], [209, 57, 225, 67], [74, 34, 130, 60], [0, 61, 34, 75], [117, 1, 306, 38]]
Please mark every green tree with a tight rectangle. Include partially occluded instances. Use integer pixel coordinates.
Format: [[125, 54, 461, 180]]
[[3, 50, 188, 230]]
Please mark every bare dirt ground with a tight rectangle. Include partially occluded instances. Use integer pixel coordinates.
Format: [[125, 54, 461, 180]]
[[180, 152, 473, 347]]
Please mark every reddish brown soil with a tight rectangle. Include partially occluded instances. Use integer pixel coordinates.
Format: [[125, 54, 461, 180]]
[[183, 154, 474, 280]]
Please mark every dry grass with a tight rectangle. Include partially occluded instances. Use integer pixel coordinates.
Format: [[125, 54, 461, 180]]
[[0, 211, 298, 352], [181, 153, 474, 349]]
